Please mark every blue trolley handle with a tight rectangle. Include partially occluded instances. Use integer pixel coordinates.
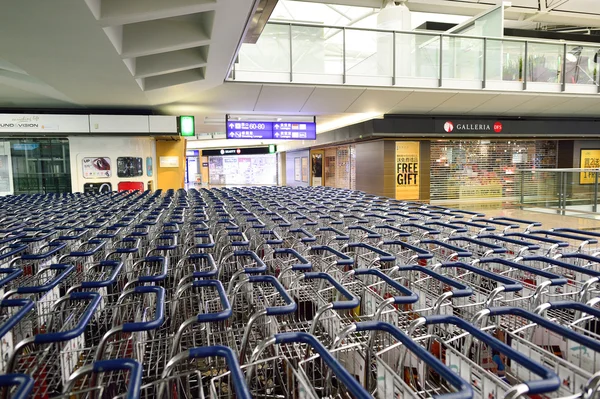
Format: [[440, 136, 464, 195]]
[[80, 261, 124, 289], [232, 250, 268, 273], [490, 216, 542, 227], [303, 272, 359, 309], [447, 237, 507, 254], [476, 257, 568, 286], [0, 374, 34, 399], [271, 332, 371, 399], [64, 359, 143, 399], [425, 221, 469, 233], [13, 264, 75, 295], [523, 255, 600, 278], [21, 241, 67, 260], [382, 240, 434, 259], [68, 239, 107, 257], [0, 244, 27, 262], [340, 321, 473, 399], [529, 230, 598, 244], [439, 262, 523, 292], [345, 243, 395, 263], [273, 248, 311, 267], [192, 280, 232, 322], [119, 286, 165, 332], [353, 268, 418, 305], [247, 275, 297, 316], [309, 246, 354, 266], [415, 315, 560, 396], [34, 291, 102, 343], [420, 239, 472, 258], [395, 265, 474, 297], [478, 306, 600, 353], [553, 228, 600, 238], [163, 346, 251, 399], [505, 232, 568, 247], [0, 299, 34, 340], [535, 300, 600, 321], [477, 234, 541, 251], [289, 228, 317, 243]]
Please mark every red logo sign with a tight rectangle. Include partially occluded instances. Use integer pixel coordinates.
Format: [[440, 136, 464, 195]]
[[236, 148, 241, 154], [493, 121, 503, 133], [443, 121, 454, 133]]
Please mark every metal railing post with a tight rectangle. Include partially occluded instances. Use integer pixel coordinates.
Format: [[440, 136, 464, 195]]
[[343, 28, 346, 84], [482, 38, 487, 89], [562, 43, 567, 91], [523, 41, 528, 90], [520, 171, 525, 207], [289, 24, 293, 83], [392, 31, 396, 86], [594, 170, 599, 212], [438, 34, 443, 87]]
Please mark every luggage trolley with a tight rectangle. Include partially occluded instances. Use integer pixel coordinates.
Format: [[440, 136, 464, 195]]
[[58, 358, 142, 399], [388, 265, 474, 330], [313, 226, 349, 250], [9, 241, 67, 276], [526, 229, 600, 254], [399, 223, 440, 241], [328, 321, 474, 399], [503, 232, 569, 257], [475, 234, 541, 259], [487, 217, 543, 232], [4, 291, 102, 398], [342, 242, 396, 271], [218, 250, 267, 293], [371, 225, 411, 242], [518, 255, 600, 304], [423, 221, 469, 238], [446, 236, 507, 259], [346, 226, 383, 246], [285, 272, 360, 345], [380, 240, 434, 268], [416, 239, 473, 264], [305, 245, 353, 274], [471, 305, 600, 398], [407, 315, 561, 399], [450, 220, 496, 236], [246, 332, 371, 399]]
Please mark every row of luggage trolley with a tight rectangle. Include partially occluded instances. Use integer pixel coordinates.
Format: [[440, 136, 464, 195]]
[[0, 186, 598, 399]]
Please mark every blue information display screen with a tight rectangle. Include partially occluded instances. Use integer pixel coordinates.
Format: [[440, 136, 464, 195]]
[[226, 120, 316, 140]]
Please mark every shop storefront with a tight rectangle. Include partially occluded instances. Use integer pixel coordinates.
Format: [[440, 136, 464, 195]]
[[310, 144, 356, 189], [203, 147, 278, 185], [353, 115, 599, 203], [429, 140, 557, 202]]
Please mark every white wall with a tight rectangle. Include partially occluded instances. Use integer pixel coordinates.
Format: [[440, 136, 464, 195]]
[[69, 136, 156, 193]]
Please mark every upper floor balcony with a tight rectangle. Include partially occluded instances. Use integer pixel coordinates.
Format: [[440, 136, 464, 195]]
[[227, 21, 600, 95]]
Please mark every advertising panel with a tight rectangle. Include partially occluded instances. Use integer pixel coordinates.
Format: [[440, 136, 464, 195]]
[[395, 142, 420, 200]]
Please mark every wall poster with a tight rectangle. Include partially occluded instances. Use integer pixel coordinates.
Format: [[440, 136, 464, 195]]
[[117, 157, 143, 177], [579, 149, 600, 184], [395, 142, 420, 200], [82, 157, 111, 179], [146, 157, 153, 177], [294, 158, 301, 181], [301, 157, 309, 183]]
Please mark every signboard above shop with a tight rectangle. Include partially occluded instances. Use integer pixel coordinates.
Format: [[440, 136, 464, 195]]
[[226, 116, 317, 140]]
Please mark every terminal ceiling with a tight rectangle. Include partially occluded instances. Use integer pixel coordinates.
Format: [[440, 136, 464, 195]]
[[0, 0, 600, 138]]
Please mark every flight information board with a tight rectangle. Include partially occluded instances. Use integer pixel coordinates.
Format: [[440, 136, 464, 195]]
[[226, 120, 316, 140]]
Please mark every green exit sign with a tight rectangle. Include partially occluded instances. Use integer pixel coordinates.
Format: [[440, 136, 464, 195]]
[[179, 116, 195, 137], [269, 144, 277, 153]]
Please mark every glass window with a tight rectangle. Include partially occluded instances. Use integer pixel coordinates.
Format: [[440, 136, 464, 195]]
[[6, 138, 71, 195]]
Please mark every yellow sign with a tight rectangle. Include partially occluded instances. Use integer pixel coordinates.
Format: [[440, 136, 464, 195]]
[[395, 142, 420, 200], [459, 184, 502, 199], [579, 149, 600, 185]]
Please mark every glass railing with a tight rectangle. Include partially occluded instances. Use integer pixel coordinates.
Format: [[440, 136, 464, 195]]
[[518, 168, 600, 216], [229, 22, 600, 94]]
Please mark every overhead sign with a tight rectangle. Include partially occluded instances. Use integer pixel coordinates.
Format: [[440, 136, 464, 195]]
[[395, 142, 420, 201], [203, 147, 274, 156], [0, 114, 89, 133], [442, 120, 503, 133], [226, 120, 317, 140], [179, 116, 195, 137]]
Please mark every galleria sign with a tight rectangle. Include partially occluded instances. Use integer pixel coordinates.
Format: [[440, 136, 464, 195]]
[[444, 121, 503, 133]]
